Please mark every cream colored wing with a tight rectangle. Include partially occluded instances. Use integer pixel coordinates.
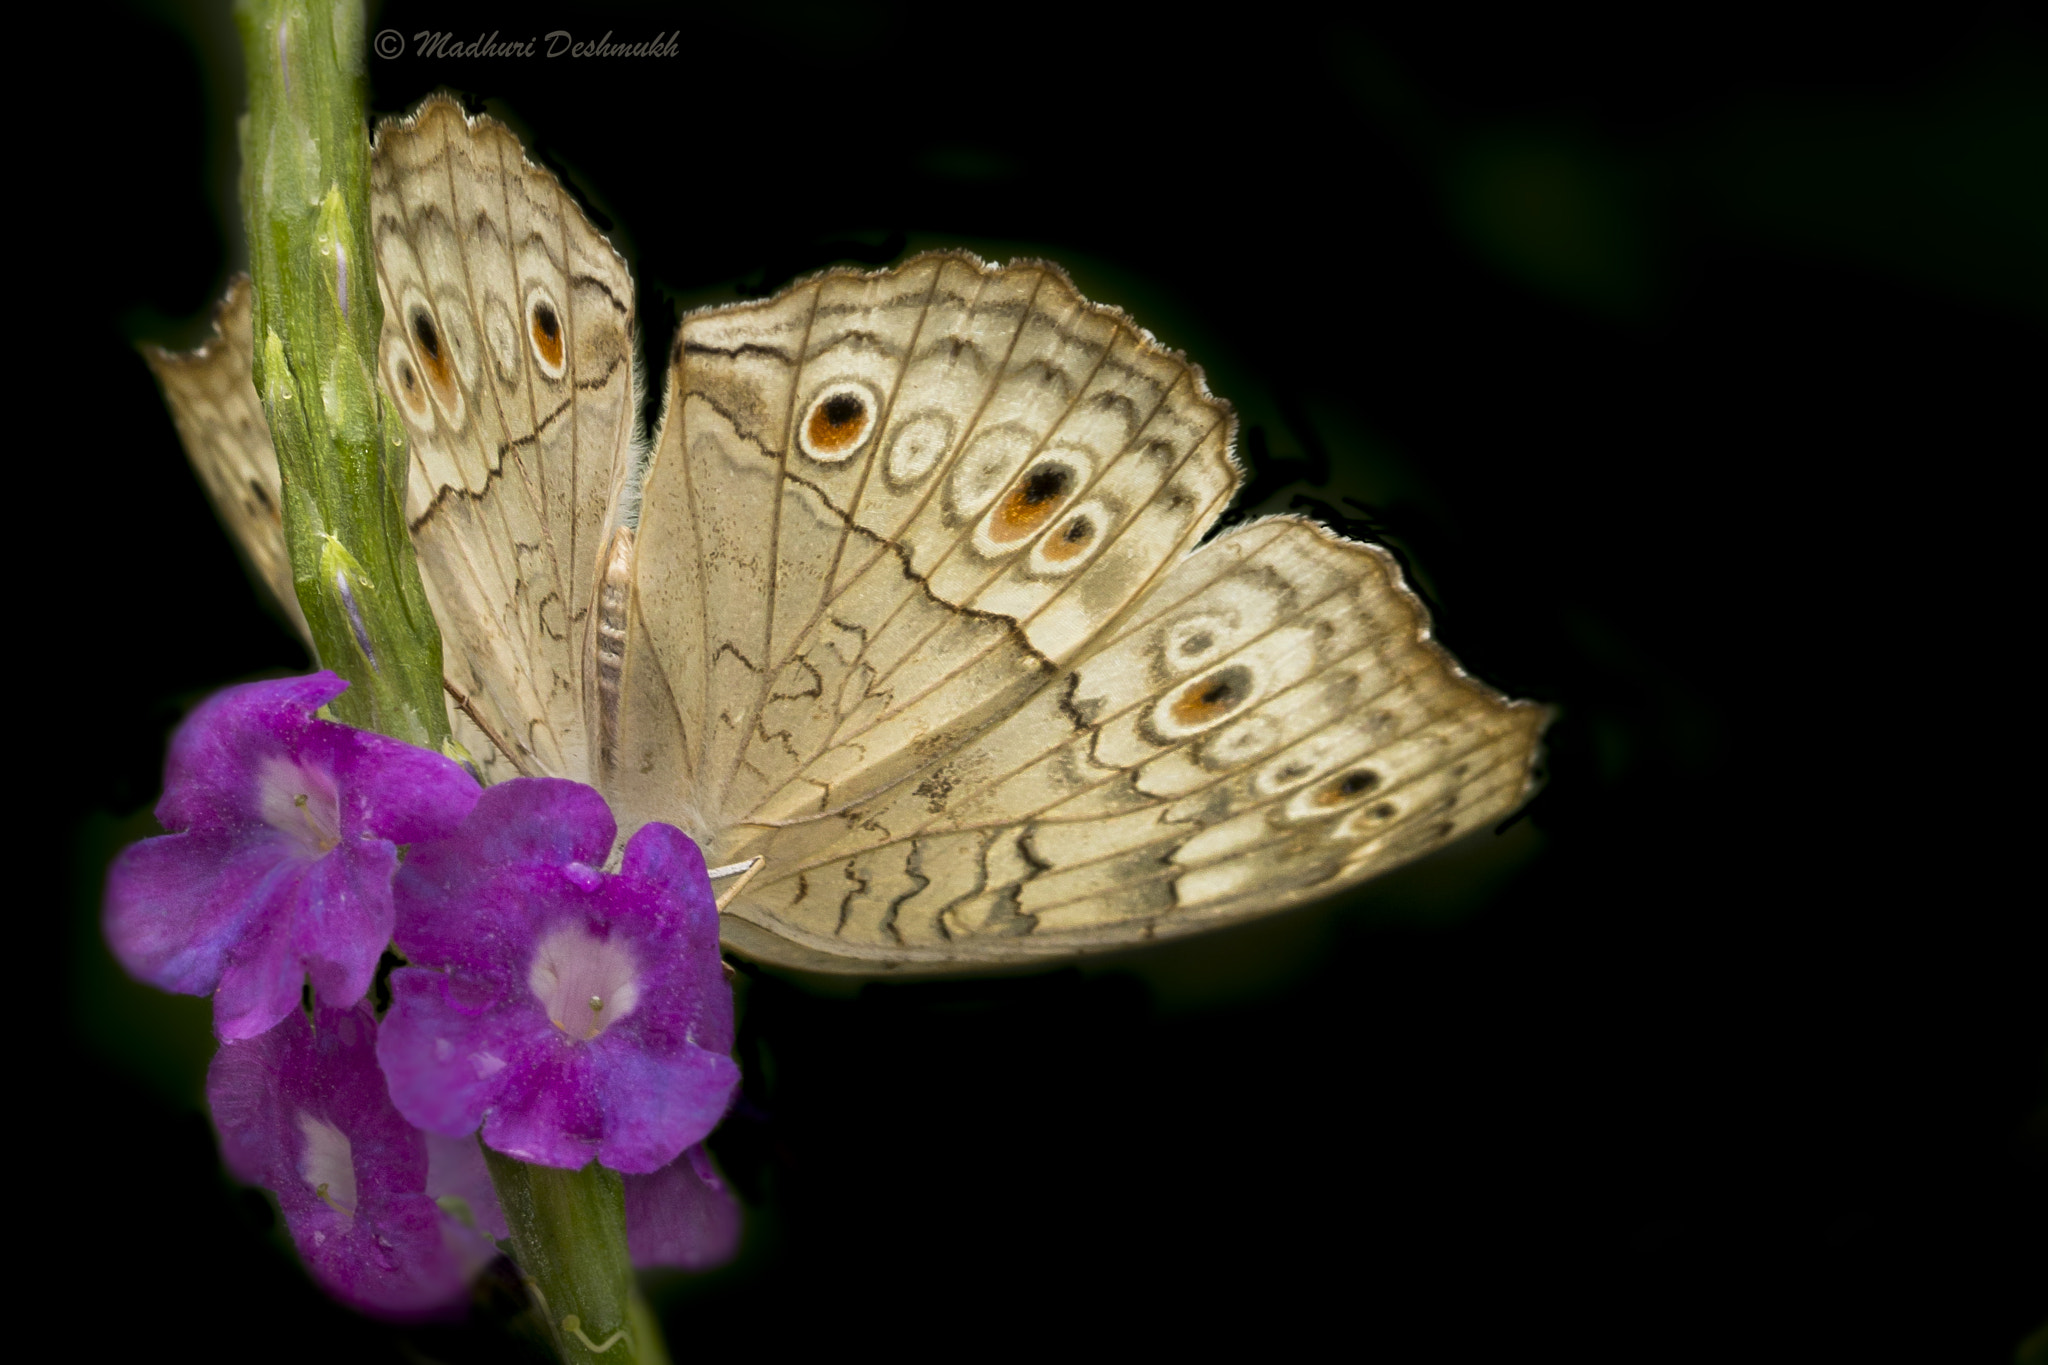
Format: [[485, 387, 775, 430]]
[[369, 96, 639, 784], [607, 254, 1235, 835], [142, 276, 311, 647], [606, 253, 1546, 972], [719, 514, 1545, 970]]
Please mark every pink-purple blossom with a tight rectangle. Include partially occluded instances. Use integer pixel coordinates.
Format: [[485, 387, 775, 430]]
[[627, 1144, 742, 1270], [378, 779, 739, 1174], [423, 1130, 510, 1242], [104, 672, 480, 1039], [207, 1000, 492, 1319]]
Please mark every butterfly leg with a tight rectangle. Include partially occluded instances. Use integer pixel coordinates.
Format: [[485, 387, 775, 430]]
[[708, 856, 765, 912]]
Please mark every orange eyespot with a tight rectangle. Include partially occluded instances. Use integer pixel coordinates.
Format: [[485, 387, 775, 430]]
[[1313, 769, 1380, 807], [1027, 496, 1111, 572], [1041, 513, 1094, 561], [798, 383, 879, 462], [808, 393, 866, 451], [1170, 665, 1251, 727], [385, 337, 432, 422], [989, 463, 1072, 543], [411, 308, 453, 389], [529, 299, 564, 371]]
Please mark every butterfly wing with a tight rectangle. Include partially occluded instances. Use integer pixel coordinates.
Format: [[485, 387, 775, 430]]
[[607, 256, 1235, 833], [608, 254, 1546, 971], [720, 514, 1545, 969], [142, 277, 311, 648], [368, 96, 640, 784]]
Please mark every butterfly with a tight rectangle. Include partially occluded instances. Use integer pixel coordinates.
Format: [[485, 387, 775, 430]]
[[148, 96, 1548, 975]]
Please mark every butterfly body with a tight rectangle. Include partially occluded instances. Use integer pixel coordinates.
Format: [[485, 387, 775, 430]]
[[158, 96, 1547, 975]]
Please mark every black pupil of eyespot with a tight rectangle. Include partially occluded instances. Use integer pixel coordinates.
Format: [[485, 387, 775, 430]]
[[401, 364, 415, 390], [822, 394, 863, 428], [1021, 466, 1069, 505], [1340, 771, 1376, 795], [1064, 518, 1090, 542], [413, 311, 440, 359], [534, 302, 559, 340], [1201, 679, 1235, 706]]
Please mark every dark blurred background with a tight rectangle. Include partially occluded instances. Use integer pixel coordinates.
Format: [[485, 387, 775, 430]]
[[38, 1, 2043, 1360]]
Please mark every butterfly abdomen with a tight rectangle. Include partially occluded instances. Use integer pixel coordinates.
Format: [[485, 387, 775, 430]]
[[593, 527, 634, 773]]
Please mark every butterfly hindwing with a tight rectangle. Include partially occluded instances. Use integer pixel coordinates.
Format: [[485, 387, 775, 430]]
[[143, 278, 311, 648], [717, 515, 1545, 969]]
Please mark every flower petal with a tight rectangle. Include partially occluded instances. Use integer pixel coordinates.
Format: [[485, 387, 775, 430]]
[[423, 778, 615, 881], [619, 820, 713, 911], [298, 1192, 474, 1321], [104, 828, 301, 998], [588, 1041, 740, 1174], [376, 968, 525, 1138], [625, 1144, 741, 1271], [294, 837, 398, 1012], [155, 672, 346, 833], [393, 779, 616, 972], [209, 1003, 411, 1190], [207, 1000, 475, 1320], [424, 1131, 509, 1242], [212, 892, 312, 1042], [302, 722, 480, 844], [478, 1041, 608, 1169]]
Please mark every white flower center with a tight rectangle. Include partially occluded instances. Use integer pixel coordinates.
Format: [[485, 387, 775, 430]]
[[295, 1111, 357, 1218], [258, 757, 341, 854], [528, 924, 641, 1041]]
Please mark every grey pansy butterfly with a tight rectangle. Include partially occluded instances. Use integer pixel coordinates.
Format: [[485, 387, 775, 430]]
[[151, 96, 1548, 974]]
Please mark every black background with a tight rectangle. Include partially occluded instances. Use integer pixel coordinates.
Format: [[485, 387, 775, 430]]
[[39, 2, 2044, 1360]]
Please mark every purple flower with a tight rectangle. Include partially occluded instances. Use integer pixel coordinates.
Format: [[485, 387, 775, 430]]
[[378, 779, 739, 1174], [207, 1000, 490, 1319], [105, 672, 480, 1040], [626, 1144, 742, 1271], [424, 1130, 509, 1242]]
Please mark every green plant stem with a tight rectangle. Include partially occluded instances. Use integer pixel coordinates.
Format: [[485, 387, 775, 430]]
[[236, 0, 445, 748], [484, 1147, 663, 1365], [234, 5, 665, 1360]]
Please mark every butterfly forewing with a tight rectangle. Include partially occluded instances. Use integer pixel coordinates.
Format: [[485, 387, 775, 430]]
[[368, 96, 638, 784]]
